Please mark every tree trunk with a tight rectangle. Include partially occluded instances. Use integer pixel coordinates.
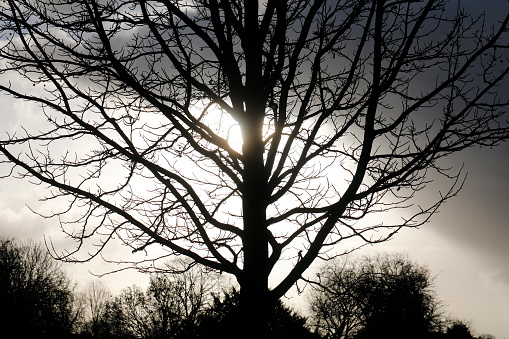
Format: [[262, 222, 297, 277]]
[[240, 258, 269, 338], [239, 2, 270, 337], [240, 112, 270, 339]]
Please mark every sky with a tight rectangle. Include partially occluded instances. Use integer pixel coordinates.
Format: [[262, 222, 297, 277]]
[[1, 1, 509, 338], [364, 143, 509, 339]]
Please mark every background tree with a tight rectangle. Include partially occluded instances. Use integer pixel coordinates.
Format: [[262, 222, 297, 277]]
[[89, 297, 136, 339], [0, 237, 76, 338], [144, 260, 219, 338], [307, 254, 365, 338], [308, 252, 444, 339], [1, 1, 509, 337], [97, 260, 219, 339], [115, 285, 155, 339], [79, 280, 113, 336]]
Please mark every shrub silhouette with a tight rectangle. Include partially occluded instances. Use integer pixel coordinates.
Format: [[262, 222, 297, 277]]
[[197, 288, 319, 339], [446, 320, 474, 339]]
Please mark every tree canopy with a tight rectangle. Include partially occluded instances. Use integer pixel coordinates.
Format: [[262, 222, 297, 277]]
[[308, 252, 444, 338], [0, 237, 76, 338], [1, 1, 508, 336]]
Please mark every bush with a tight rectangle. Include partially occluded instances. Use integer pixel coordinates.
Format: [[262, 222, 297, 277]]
[[197, 288, 319, 339]]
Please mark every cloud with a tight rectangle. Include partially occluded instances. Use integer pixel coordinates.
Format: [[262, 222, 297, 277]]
[[422, 141, 509, 283]]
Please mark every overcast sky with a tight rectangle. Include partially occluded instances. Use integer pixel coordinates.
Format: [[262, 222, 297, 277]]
[[1, 1, 509, 338], [369, 141, 509, 339]]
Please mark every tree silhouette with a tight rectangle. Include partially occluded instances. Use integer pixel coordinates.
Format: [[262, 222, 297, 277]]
[[0, 237, 76, 338], [1, 1, 509, 337], [308, 255, 365, 338], [308, 253, 444, 339], [115, 285, 155, 339], [79, 280, 113, 337], [96, 261, 219, 339], [143, 260, 218, 338]]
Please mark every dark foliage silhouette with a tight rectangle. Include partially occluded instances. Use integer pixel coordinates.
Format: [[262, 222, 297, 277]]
[[0, 237, 76, 338], [308, 253, 444, 339], [1, 1, 509, 337], [445, 320, 475, 339], [197, 288, 319, 339]]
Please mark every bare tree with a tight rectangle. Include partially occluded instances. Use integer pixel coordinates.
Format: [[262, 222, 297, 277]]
[[114, 285, 154, 339], [79, 280, 112, 336], [0, 1, 508, 337], [307, 255, 365, 338], [146, 259, 220, 338], [308, 252, 444, 338], [106, 261, 218, 339]]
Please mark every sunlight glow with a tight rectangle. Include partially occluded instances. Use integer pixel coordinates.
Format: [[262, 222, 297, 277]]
[[225, 120, 243, 153]]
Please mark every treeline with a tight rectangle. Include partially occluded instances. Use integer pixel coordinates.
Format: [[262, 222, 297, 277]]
[[76, 278, 314, 339], [0, 237, 495, 339]]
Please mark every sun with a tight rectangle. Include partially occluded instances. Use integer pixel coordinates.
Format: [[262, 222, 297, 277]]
[[190, 102, 244, 153], [225, 122, 243, 152]]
